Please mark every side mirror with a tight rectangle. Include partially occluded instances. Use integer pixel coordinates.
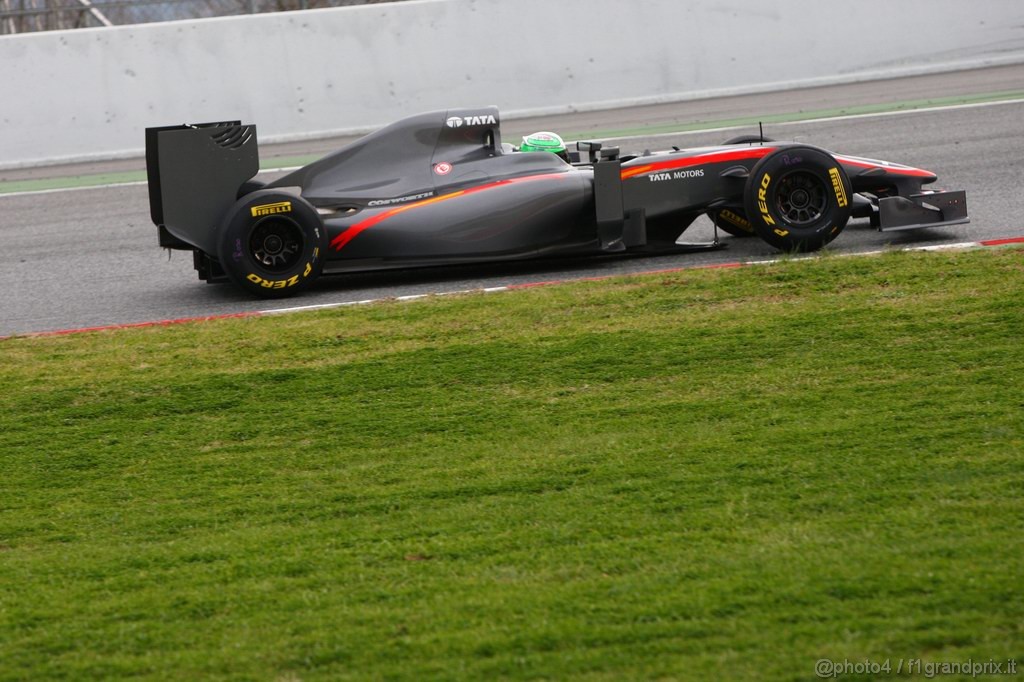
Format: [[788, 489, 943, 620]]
[[577, 141, 603, 163]]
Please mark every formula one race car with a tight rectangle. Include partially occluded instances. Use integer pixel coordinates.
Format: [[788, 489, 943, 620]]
[[145, 106, 968, 297]]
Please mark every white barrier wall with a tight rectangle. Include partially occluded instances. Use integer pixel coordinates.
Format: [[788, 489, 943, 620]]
[[3, 0, 1024, 168]]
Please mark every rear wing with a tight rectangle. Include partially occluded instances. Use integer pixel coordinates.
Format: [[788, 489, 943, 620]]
[[145, 121, 259, 253]]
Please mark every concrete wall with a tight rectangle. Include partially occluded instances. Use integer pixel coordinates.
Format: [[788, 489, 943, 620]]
[[3, 0, 1024, 168]]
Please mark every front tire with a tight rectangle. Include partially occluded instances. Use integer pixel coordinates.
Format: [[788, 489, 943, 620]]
[[216, 190, 327, 298], [743, 146, 852, 252], [709, 208, 757, 237]]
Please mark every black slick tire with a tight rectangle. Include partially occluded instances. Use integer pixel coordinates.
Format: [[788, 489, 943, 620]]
[[237, 179, 267, 199], [743, 146, 852, 252], [216, 190, 327, 298], [709, 208, 757, 237]]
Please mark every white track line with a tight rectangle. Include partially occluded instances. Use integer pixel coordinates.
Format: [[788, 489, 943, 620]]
[[3, 99, 1022, 199], [599, 97, 1024, 143], [1, 180, 148, 198], [0, 167, 302, 199]]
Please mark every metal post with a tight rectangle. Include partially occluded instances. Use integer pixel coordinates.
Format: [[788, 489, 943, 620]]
[[74, 0, 113, 26]]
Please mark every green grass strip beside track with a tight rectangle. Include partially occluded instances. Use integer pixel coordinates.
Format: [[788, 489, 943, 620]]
[[0, 155, 321, 195], [563, 89, 1024, 140], [0, 171, 148, 194], [2, 89, 1022, 195]]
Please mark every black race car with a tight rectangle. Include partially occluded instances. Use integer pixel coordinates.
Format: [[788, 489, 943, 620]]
[[145, 106, 968, 297]]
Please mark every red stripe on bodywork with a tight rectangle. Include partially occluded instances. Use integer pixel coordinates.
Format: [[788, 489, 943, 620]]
[[834, 155, 935, 178], [330, 172, 569, 251], [621, 147, 777, 180], [621, 148, 936, 181]]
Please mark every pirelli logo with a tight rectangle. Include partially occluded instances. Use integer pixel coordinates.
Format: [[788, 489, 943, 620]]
[[828, 168, 848, 208], [251, 201, 292, 217], [720, 209, 751, 230]]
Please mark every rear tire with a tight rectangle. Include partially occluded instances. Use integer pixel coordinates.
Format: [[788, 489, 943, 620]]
[[237, 179, 267, 198], [216, 190, 327, 298], [743, 146, 852, 252]]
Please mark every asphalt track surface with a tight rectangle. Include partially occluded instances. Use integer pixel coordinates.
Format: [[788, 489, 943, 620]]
[[2, 64, 1023, 337]]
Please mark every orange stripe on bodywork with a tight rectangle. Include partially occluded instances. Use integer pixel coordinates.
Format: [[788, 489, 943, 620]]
[[619, 148, 935, 182], [330, 192, 463, 251], [620, 147, 776, 180], [330, 172, 569, 251]]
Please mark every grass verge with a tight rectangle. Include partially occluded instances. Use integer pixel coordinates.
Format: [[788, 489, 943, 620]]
[[1, 248, 1022, 680]]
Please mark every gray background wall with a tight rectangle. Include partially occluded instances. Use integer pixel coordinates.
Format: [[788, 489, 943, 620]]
[[3, 0, 1024, 169]]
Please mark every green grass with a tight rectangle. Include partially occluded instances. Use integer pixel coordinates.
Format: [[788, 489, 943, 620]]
[[562, 89, 1024, 140], [1, 248, 1022, 680]]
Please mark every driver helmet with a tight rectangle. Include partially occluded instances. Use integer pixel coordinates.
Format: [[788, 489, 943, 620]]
[[519, 131, 569, 160]]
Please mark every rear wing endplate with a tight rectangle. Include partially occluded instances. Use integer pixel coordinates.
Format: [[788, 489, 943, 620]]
[[145, 121, 259, 253]]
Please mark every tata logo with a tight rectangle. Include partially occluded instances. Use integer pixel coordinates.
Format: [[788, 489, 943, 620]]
[[648, 169, 705, 182], [446, 114, 496, 128]]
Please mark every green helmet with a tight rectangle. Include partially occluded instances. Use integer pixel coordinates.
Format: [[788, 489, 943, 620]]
[[519, 131, 566, 154]]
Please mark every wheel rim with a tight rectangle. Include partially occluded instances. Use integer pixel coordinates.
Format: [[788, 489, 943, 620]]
[[775, 171, 828, 226], [249, 217, 303, 272]]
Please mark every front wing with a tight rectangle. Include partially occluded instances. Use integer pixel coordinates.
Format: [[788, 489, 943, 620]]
[[875, 190, 969, 231]]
